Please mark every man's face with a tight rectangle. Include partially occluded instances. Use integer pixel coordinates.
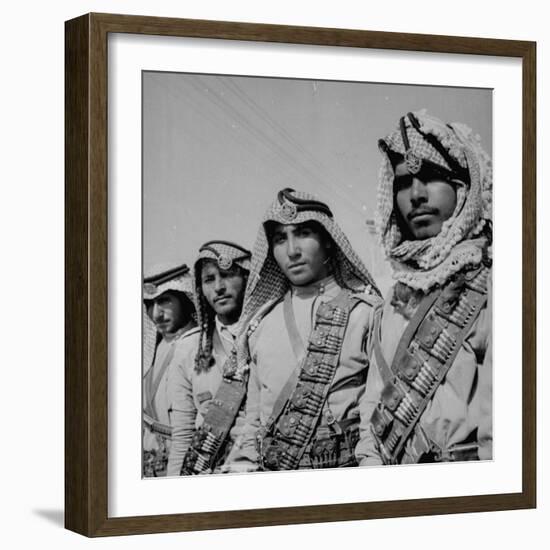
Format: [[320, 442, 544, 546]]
[[200, 261, 247, 325], [394, 161, 458, 240], [146, 291, 186, 337], [271, 222, 330, 286]]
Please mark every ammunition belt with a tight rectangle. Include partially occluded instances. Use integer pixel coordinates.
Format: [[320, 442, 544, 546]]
[[181, 367, 246, 475], [260, 290, 356, 471], [404, 427, 480, 464], [143, 441, 169, 477], [143, 415, 172, 438], [143, 414, 171, 476], [371, 266, 489, 465], [298, 419, 360, 469]]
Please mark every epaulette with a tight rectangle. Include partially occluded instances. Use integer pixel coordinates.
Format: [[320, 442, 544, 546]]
[[350, 286, 383, 309]]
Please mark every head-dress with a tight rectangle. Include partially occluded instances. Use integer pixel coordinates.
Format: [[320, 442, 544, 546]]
[[193, 240, 251, 373], [142, 263, 195, 373], [239, 187, 381, 335], [376, 110, 492, 292]]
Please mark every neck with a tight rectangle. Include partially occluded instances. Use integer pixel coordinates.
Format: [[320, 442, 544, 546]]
[[217, 312, 239, 327], [163, 319, 195, 342], [291, 274, 337, 298]]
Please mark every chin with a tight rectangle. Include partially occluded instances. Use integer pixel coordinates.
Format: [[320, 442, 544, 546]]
[[288, 275, 314, 286], [411, 224, 442, 240], [215, 304, 236, 317]]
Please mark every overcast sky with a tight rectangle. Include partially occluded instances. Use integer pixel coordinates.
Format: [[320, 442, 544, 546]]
[[143, 72, 492, 294]]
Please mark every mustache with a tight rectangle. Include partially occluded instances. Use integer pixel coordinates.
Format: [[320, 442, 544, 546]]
[[408, 207, 438, 221]]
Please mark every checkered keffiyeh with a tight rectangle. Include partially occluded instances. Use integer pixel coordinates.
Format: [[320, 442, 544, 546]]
[[142, 263, 195, 373], [143, 263, 194, 301], [376, 110, 493, 291], [193, 241, 252, 373], [239, 188, 381, 335]]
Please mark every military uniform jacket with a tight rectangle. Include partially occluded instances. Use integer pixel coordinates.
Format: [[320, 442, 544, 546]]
[[227, 276, 379, 471], [143, 327, 192, 454], [166, 322, 243, 476], [355, 274, 492, 466]]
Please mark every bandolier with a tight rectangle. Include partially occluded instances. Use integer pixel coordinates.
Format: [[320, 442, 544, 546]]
[[174, 240, 251, 475], [260, 290, 360, 469], [357, 110, 493, 466], [142, 263, 196, 477], [180, 349, 247, 474], [370, 265, 489, 464], [230, 188, 381, 471]]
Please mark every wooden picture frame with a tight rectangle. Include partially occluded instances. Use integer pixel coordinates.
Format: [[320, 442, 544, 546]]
[[65, 12, 536, 537]]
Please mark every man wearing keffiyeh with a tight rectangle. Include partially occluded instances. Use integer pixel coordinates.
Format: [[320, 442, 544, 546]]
[[142, 263, 196, 477], [167, 240, 251, 475], [226, 188, 381, 472], [356, 110, 493, 466]]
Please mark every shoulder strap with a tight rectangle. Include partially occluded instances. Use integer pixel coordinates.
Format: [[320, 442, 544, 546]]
[[264, 368, 301, 437], [180, 351, 248, 475], [373, 289, 441, 385], [144, 342, 176, 420], [353, 290, 383, 310], [260, 289, 355, 470], [372, 305, 392, 387], [370, 266, 489, 464], [283, 291, 307, 361]]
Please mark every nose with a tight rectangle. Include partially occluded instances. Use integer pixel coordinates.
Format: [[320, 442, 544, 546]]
[[410, 177, 428, 206], [152, 302, 162, 320], [214, 275, 226, 294], [286, 235, 300, 259]]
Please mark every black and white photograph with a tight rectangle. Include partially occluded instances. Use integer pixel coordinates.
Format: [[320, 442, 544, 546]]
[[3, 0, 544, 545], [141, 72, 493, 479]]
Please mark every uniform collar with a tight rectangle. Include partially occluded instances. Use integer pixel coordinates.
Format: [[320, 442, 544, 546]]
[[161, 320, 194, 343], [291, 274, 338, 299], [215, 316, 238, 339]]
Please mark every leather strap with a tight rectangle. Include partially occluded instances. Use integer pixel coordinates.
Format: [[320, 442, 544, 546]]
[[372, 306, 392, 386], [283, 291, 307, 361], [260, 289, 356, 470], [390, 290, 441, 375], [144, 342, 176, 420], [264, 367, 301, 438], [371, 266, 489, 464], [181, 338, 247, 475], [143, 413, 172, 438]]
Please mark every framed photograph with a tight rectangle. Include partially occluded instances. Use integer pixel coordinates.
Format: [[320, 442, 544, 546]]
[[65, 13, 536, 537]]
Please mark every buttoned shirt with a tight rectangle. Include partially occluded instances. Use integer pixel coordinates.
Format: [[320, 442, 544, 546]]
[[356, 276, 492, 465], [166, 319, 240, 476], [227, 275, 379, 471], [142, 324, 194, 453]]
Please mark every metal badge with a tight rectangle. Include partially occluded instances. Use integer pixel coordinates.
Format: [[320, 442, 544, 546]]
[[143, 282, 157, 296], [217, 255, 233, 270], [223, 353, 238, 378], [279, 201, 297, 222], [404, 149, 422, 174]]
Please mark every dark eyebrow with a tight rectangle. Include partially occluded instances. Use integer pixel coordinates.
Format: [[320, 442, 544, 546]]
[[393, 174, 413, 197]]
